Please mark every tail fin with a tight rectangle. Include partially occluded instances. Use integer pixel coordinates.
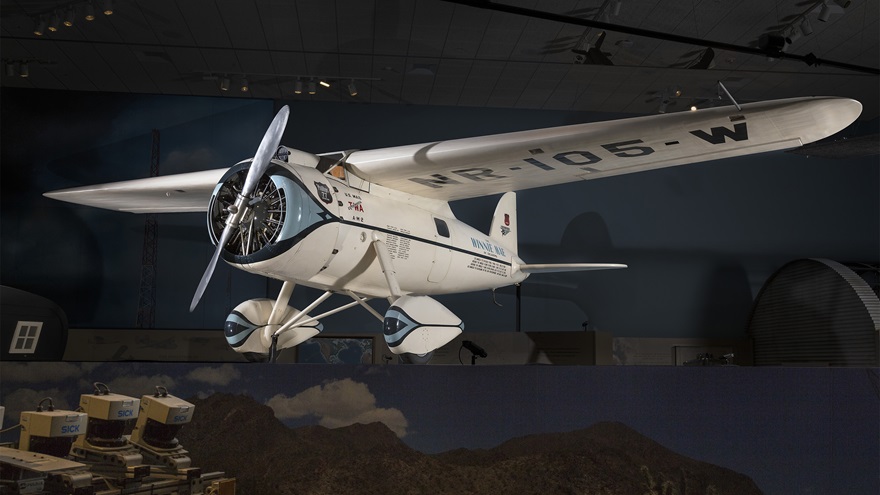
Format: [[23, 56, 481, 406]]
[[489, 192, 518, 254]]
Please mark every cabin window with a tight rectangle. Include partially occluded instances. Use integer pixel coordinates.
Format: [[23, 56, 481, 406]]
[[434, 218, 450, 238]]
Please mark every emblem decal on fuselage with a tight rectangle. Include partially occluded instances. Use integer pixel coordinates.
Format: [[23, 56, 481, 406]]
[[314, 182, 333, 204], [274, 146, 290, 162]]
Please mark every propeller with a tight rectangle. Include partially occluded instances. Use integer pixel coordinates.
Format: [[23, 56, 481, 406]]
[[190, 105, 290, 312]]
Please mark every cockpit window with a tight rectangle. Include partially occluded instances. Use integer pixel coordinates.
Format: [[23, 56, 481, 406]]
[[434, 218, 450, 238], [328, 164, 346, 180]]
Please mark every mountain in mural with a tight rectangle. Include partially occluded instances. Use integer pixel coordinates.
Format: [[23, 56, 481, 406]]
[[178, 393, 762, 495]]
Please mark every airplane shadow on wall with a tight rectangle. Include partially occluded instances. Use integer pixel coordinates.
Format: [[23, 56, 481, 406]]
[[506, 212, 754, 338]]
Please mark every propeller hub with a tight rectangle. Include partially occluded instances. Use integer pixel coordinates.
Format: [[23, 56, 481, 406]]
[[209, 169, 286, 257]]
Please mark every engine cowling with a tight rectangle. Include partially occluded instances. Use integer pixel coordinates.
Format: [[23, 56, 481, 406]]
[[225, 298, 322, 360], [207, 160, 333, 266], [383, 295, 463, 356]]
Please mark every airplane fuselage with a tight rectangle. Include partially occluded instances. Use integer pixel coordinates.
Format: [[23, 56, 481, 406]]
[[211, 160, 527, 299]]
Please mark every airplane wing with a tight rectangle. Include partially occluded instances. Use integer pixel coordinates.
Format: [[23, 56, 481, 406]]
[[44, 146, 330, 213], [45, 96, 861, 211], [45, 169, 227, 213], [346, 96, 862, 201]]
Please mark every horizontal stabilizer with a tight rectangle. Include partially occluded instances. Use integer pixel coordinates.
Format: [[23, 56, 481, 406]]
[[519, 263, 627, 274]]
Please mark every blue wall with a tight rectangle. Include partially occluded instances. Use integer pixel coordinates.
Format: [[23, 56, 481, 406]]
[[2, 88, 877, 337]]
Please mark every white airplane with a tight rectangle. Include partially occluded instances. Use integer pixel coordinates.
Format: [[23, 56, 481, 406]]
[[45, 96, 861, 362]]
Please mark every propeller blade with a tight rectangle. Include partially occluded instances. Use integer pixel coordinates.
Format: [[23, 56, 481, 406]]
[[190, 105, 290, 312], [242, 105, 290, 197], [190, 225, 235, 312]]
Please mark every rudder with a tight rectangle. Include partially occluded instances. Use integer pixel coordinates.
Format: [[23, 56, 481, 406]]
[[489, 192, 517, 254]]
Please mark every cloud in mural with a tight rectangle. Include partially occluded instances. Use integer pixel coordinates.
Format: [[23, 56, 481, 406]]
[[104, 374, 177, 399], [186, 364, 241, 386], [266, 378, 409, 438], [0, 362, 84, 383], [2, 388, 72, 426]]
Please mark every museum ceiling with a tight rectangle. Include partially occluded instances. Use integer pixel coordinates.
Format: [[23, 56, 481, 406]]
[[0, 0, 877, 119]]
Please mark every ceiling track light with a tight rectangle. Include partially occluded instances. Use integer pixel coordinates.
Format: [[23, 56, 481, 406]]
[[658, 98, 668, 114], [64, 7, 75, 27], [3, 60, 30, 78], [207, 73, 374, 96], [30, 1, 116, 37], [800, 17, 813, 35], [784, 26, 802, 44], [48, 12, 60, 32], [817, 3, 832, 22], [33, 18, 47, 36]]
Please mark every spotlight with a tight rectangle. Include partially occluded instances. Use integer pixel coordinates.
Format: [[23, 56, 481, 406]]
[[690, 105, 698, 111], [219, 77, 230, 91], [818, 2, 832, 22], [33, 18, 47, 36], [5, 63, 15, 77], [785, 26, 802, 44], [103, 0, 114, 16], [48, 12, 60, 32], [761, 33, 787, 55], [462, 340, 487, 365], [347, 80, 358, 97], [240, 77, 249, 92], [319, 80, 330, 88], [294, 79, 303, 94], [612, 0, 622, 16], [308, 79, 317, 95], [85, 3, 96, 21], [658, 99, 668, 114], [19, 62, 29, 78], [800, 17, 813, 35], [63, 8, 75, 27]]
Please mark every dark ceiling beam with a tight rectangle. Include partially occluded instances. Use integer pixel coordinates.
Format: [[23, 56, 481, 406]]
[[445, 0, 879, 76]]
